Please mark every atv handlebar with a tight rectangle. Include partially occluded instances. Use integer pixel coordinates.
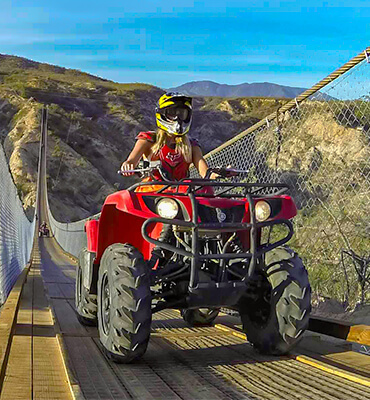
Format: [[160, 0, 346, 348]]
[[117, 160, 162, 176], [204, 167, 249, 179], [117, 167, 152, 175], [117, 162, 249, 180]]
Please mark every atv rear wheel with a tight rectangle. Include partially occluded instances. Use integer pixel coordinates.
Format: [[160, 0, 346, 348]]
[[239, 246, 311, 355], [98, 243, 152, 363], [75, 248, 97, 326], [181, 308, 220, 326]]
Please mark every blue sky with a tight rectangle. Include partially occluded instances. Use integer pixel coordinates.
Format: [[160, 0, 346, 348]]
[[0, 1, 369, 88]]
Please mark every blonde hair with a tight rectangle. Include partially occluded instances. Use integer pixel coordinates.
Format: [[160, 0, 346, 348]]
[[151, 129, 192, 163]]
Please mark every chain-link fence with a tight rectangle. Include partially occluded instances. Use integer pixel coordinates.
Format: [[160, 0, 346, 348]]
[[198, 47, 370, 306], [46, 199, 89, 259], [0, 144, 35, 305]]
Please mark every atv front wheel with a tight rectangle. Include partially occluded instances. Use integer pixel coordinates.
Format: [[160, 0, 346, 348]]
[[98, 243, 152, 363], [239, 246, 311, 355], [181, 308, 220, 326], [75, 248, 97, 326]]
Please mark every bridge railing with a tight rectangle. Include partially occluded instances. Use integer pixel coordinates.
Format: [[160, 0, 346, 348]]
[[192, 47, 370, 306], [45, 202, 89, 259], [0, 144, 35, 306]]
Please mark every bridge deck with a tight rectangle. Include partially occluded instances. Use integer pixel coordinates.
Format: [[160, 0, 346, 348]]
[[2, 234, 369, 399], [0, 241, 73, 400]]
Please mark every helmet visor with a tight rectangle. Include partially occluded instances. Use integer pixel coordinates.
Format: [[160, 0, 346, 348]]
[[164, 106, 191, 122]]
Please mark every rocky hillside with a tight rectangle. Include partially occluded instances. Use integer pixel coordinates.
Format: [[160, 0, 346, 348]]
[[0, 54, 288, 221]]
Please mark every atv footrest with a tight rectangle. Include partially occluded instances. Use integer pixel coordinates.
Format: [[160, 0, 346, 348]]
[[187, 281, 246, 308]]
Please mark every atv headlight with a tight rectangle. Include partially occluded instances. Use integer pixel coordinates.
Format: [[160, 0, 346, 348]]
[[255, 201, 271, 222], [157, 198, 179, 219]]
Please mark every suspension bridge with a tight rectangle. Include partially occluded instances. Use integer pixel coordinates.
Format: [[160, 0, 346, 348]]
[[0, 47, 370, 399]]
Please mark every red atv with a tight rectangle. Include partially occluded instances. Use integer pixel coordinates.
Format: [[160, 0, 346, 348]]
[[75, 163, 311, 363]]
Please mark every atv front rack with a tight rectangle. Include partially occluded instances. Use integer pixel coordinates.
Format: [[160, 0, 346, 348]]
[[138, 180, 293, 305], [128, 178, 289, 197]]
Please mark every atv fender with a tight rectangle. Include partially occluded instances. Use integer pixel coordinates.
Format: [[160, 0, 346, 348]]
[[85, 219, 99, 253], [95, 191, 163, 264], [80, 248, 96, 291]]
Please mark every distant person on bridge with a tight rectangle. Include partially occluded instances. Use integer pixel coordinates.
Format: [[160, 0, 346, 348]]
[[39, 221, 49, 237], [120, 92, 216, 184]]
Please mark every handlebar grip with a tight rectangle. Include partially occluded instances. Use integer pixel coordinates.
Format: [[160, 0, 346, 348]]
[[118, 168, 152, 175], [118, 170, 138, 175]]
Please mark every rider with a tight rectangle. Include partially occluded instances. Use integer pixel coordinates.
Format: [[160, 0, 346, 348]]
[[120, 92, 214, 182], [120, 92, 215, 266], [39, 221, 48, 236]]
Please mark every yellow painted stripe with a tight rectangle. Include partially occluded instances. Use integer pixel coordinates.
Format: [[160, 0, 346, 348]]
[[215, 324, 247, 340], [218, 311, 370, 347], [215, 324, 230, 332], [347, 325, 370, 346], [216, 323, 370, 388], [296, 355, 370, 388], [56, 334, 76, 400]]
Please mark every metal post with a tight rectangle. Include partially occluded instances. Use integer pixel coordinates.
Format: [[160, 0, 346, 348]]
[[189, 191, 199, 290], [246, 193, 257, 278], [35, 107, 46, 220]]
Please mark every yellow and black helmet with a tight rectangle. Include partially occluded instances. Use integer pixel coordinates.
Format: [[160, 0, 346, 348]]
[[155, 92, 193, 136]]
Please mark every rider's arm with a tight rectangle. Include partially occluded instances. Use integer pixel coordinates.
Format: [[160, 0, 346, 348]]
[[192, 145, 219, 179], [121, 139, 152, 175], [192, 145, 208, 178]]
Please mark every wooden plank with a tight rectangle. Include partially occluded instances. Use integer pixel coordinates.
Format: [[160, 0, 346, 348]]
[[0, 277, 33, 399], [0, 266, 29, 389]]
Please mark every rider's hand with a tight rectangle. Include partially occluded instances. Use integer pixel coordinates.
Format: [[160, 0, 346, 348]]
[[208, 165, 233, 180], [204, 169, 221, 180], [120, 161, 135, 176]]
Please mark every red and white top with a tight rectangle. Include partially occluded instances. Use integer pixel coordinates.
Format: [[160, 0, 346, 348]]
[[136, 131, 200, 181]]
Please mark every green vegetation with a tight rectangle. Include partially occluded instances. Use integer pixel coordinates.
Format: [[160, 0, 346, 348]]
[[52, 139, 63, 158], [75, 157, 88, 167], [12, 106, 33, 125], [14, 173, 34, 202]]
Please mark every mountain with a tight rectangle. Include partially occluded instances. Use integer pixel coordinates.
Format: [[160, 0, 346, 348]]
[[168, 80, 307, 98], [0, 54, 289, 221]]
